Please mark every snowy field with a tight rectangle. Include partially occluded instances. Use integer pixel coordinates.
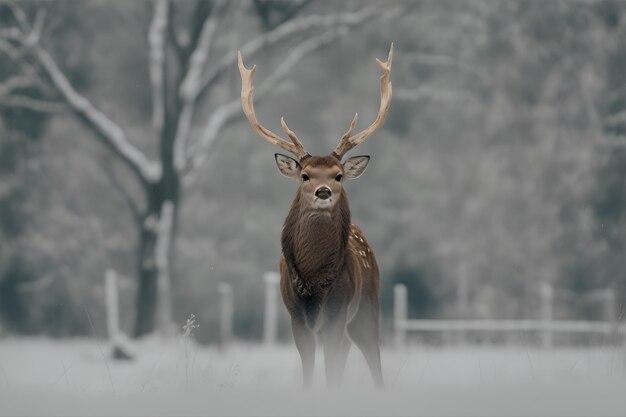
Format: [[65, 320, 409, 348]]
[[0, 338, 625, 416]]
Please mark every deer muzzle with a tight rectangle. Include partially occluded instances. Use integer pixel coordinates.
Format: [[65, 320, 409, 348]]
[[315, 186, 332, 200]]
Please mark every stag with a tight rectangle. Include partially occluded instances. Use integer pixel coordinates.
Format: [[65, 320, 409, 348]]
[[238, 44, 393, 387]]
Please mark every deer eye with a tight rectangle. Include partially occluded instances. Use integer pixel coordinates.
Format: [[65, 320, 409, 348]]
[[301, 174, 309, 182], [335, 174, 343, 182]]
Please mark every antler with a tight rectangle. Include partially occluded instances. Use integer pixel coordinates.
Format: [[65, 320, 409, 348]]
[[333, 43, 393, 159], [238, 51, 309, 160]]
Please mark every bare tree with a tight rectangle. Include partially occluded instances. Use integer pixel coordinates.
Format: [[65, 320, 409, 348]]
[[0, 1, 393, 337]]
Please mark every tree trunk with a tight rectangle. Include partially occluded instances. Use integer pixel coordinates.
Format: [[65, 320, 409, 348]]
[[155, 200, 176, 335], [133, 182, 179, 337], [134, 207, 160, 337]]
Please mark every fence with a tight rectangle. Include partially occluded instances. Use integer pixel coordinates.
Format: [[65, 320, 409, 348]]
[[393, 283, 626, 348], [215, 272, 282, 346], [103, 270, 625, 348], [103, 269, 283, 347]]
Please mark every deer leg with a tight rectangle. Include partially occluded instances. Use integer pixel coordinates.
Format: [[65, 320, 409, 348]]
[[291, 318, 315, 388], [333, 334, 351, 386], [322, 312, 350, 388], [347, 307, 384, 387], [323, 332, 351, 388]]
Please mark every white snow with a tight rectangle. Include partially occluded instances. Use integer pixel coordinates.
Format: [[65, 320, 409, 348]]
[[0, 338, 625, 416]]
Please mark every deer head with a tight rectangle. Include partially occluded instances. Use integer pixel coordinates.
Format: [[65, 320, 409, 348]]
[[237, 44, 393, 211]]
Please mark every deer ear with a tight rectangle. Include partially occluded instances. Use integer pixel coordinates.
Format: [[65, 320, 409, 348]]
[[343, 155, 370, 180], [274, 153, 300, 179]]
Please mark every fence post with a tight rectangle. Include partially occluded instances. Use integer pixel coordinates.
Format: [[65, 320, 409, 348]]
[[218, 282, 234, 347], [394, 284, 408, 348], [604, 288, 617, 343], [540, 282, 553, 349], [105, 269, 120, 341], [263, 272, 280, 346], [456, 263, 468, 345], [604, 289, 616, 322]]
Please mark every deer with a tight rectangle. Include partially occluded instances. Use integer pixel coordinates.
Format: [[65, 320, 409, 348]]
[[237, 44, 393, 388]]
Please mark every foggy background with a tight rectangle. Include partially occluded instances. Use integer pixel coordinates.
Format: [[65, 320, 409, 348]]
[[1, 1, 626, 415]]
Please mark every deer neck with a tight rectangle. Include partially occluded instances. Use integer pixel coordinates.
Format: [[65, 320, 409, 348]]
[[282, 190, 351, 280]]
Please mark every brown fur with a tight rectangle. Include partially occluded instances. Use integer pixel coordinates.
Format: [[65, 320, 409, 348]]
[[278, 155, 383, 388]]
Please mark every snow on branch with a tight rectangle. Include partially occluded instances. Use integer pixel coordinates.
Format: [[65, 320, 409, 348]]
[[172, 0, 229, 174], [179, 4, 396, 180], [0, 74, 39, 96], [0, 37, 22, 60], [395, 87, 477, 103], [5, 5, 161, 184], [34, 46, 162, 183], [183, 25, 358, 180], [0, 94, 65, 113], [197, 5, 383, 96], [178, 0, 228, 102], [148, 0, 168, 134]]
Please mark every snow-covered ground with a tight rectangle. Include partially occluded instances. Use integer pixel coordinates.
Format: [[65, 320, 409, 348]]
[[0, 337, 625, 416]]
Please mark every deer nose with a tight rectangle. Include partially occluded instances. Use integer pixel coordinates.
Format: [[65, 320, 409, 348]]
[[315, 186, 332, 200]]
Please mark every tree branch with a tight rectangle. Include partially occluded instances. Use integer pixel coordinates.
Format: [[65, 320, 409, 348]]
[[0, 27, 25, 43], [33, 45, 161, 183], [4, 6, 161, 185], [179, 0, 228, 102], [253, 0, 313, 31], [172, 0, 229, 173], [395, 87, 477, 103], [180, 4, 394, 180], [4, 4, 161, 184], [404, 52, 458, 68], [0, 37, 22, 60], [166, 2, 185, 62], [7, 3, 32, 33], [101, 157, 143, 222], [0, 74, 39, 96], [197, 5, 382, 97], [179, 0, 212, 60], [183, 25, 356, 179], [0, 36, 39, 76], [148, 0, 169, 135], [0, 94, 65, 113]]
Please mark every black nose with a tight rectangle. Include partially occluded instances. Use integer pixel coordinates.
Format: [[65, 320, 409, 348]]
[[315, 187, 332, 200]]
